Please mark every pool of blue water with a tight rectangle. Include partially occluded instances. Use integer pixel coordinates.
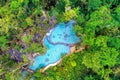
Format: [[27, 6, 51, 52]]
[[29, 20, 81, 71]]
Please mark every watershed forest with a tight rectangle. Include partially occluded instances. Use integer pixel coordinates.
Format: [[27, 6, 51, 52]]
[[0, 0, 120, 80]]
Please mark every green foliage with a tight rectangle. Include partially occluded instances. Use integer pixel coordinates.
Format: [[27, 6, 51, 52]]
[[94, 36, 108, 48], [63, 8, 79, 21], [108, 37, 120, 50], [22, 34, 33, 44], [86, 6, 114, 29], [83, 47, 119, 79], [24, 43, 46, 54], [0, 0, 120, 80], [113, 5, 120, 22], [10, 1, 21, 11], [55, 0, 66, 12], [88, 0, 102, 10], [0, 36, 8, 50], [84, 75, 96, 80], [0, 16, 10, 34]]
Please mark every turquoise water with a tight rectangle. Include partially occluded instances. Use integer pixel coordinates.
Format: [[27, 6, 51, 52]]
[[29, 20, 81, 71]]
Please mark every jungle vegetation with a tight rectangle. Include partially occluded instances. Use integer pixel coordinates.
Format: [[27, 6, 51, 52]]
[[0, 0, 120, 80]]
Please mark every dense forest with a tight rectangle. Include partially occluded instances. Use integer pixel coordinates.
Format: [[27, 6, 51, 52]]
[[0, 0, 120, 80]]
